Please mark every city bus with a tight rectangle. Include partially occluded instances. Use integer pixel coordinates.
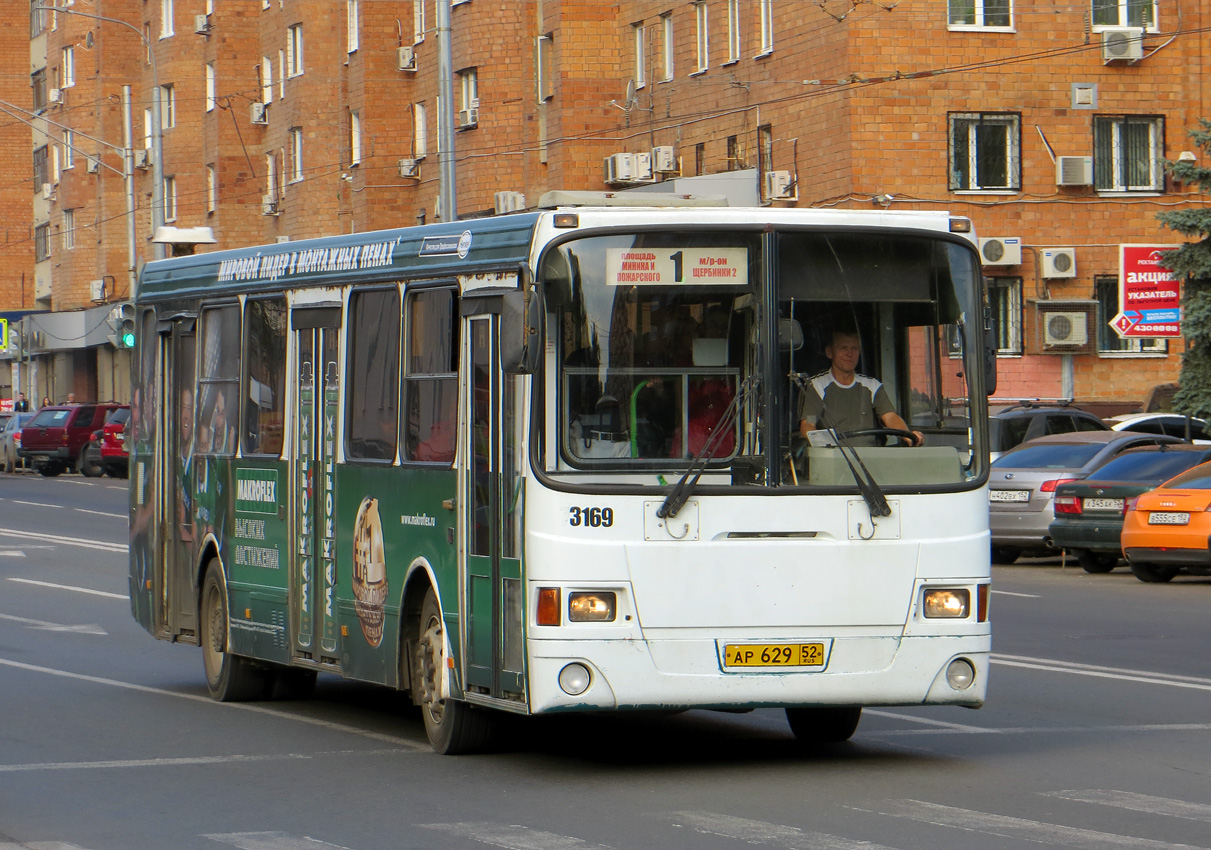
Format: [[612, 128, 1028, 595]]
[[128, 193, 994, 754]]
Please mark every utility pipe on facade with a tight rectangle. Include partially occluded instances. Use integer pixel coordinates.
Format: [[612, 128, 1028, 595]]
[[436, 0, 456, 221]]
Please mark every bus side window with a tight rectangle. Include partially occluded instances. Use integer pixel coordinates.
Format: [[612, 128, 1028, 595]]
[[347, 288, 401, 461], [242, 296, 287, 456], [403, 287, 458, 464]]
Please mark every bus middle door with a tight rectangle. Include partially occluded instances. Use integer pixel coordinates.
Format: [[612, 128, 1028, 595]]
[[462, 311, 525, 701], [291, 306, 341, 665]]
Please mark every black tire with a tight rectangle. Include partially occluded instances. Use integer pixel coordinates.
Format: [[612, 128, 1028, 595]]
[[77, 444, 103, 477], [785, 706, 862, 744], [1078, 551, 1119, 574], [415, 587, 495, 754], [991, 546, 1020, 565], [1130, 562, 1179, 583], [38, 463, 62, 477], [200, 562, 270, 701]]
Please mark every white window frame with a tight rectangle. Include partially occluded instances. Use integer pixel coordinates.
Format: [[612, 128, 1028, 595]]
[[143, 109, 152, 150], [159, 84, 176, 130], [458, 68, 479, 111], [536, 34, 554, 102], [63, 129, 74, 169], [414, 0, 426, 43], [350, 111, 362, 166], [260, 57, 273, 103], [726, 0, 741, 64], [948, 0, 1014, 31], [206, 164, 216, 213], [265, 153, 277, 199], [1094, 115, 1164, 193], [278, 50, 286, 99], [634, 23, 647, 89], [287, 25, 304, 78], [347, 0, 359, 53], [61, 47, 75, 88], [289, 127, 303, 182], [52, 144, 60, 184], [693, 3, 709, 74], [163, 176, 177, 222], [414, 102, 428, 158], [660, 13, 674, 81], [988, 278, 1022, 355], [948, 112, 1021, 192], [62, 209, 75, 251], [205, 63, 216, 112], [1092, 0, 1158, 31], [160, 0, 174, 38], [758, 0, 774, 56]]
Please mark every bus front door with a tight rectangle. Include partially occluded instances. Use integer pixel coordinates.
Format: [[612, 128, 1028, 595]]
[[291, 310, 342, 665], [463, 315, 525, 701], [163, 322, 197, 638]]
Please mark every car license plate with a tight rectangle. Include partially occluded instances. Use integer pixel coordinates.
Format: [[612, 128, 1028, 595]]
[[1148, 511, 1191, 525], [723, 643, 826, 668], [990, 489, 1030, 503], [1084, 498, 1123, 511]]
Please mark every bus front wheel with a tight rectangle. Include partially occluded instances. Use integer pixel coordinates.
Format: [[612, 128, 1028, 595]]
[[785, 706, 861, 744], [201, 563, 269, 701], [416, 588, 495, 754]]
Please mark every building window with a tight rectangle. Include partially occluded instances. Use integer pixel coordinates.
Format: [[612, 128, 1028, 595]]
[[61, 47, 75, 88], [695, 142, 705, 175], [163, 176, 177, 222], [31, 68, 47, 112], [287, 25, 304, 77], [289, 128, 303, 181], [160, 0, 174, 38], [35, 223, 51, 262], [988, 278, 1022, 354], [414, 102, 428, 158], [33, 145, 49, 189], [1093, 0, 1156, 30], [1094, 115, 1164, 193], [1096, 275, 1166, 354], [457, 68, 478, 126], [62, 209, 75, 251], [31, 0, 49, 37], [265, 153, 277, 199], [346, 0, 359, 53], [350, 111, 361, 166], [694, 3, 709, 73], [660, 14, 674, 81], [536, 34, 554, 102], [206, 63, 216, 112], [726, 0, 741, 63], [206, 165, 216, 213], [726, 135, 747, 170], [948, 112, 1021, 191], [259, 57, 273, 104], [52, 145, 60, 184], [948, 0, 1012, 28], [414, 0, 426, 44], [633, 23, 647, 88], [143, 109, 153, 150], [758, 0, 774, 55], [278, 50, 286, 98], [159, 84, 176, 129], [63, 130, 74, 169]]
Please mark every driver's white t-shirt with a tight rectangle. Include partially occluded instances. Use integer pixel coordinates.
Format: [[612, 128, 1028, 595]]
[[798, 371, 894, 446]]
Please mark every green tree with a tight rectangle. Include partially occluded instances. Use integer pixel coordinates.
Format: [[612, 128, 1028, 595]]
[[1159, 120, 1211, 417]]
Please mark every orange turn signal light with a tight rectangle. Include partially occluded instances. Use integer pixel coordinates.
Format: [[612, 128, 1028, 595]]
[[537, 587, 561, 626]]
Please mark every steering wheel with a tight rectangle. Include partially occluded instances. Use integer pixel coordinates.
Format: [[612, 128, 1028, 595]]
[[840, 428, 919, 446]]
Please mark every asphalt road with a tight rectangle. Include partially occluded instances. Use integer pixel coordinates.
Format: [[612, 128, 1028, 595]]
[[2, 473, 1211, 850]]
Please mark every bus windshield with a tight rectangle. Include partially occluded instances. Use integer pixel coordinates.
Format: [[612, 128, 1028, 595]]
[[541, 227, 985, 490]]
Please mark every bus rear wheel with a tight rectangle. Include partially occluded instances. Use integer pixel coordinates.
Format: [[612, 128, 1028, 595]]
[[201, 563, 270, 701], [416, 588, 495, 754], [785, 706, 862, 744]]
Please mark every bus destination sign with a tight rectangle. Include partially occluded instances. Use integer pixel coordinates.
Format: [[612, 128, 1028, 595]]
[[605, 247, 749, 286]]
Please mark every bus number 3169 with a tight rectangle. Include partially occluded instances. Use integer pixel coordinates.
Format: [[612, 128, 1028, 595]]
[[569, 506, 613, 527]]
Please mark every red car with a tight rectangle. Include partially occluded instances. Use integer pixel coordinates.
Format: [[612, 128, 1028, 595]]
[[79, 405, 131, 478], [20, 403, 123, 477]]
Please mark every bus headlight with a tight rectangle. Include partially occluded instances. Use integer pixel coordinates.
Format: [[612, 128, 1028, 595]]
[[568, 591, 616, 622], [923, 588, 970, 618], [946, 658, 976, 690], [558, 663, 591, 695]]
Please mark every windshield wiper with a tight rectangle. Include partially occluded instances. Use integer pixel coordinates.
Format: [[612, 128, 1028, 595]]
[[657, 377, 755, 519], [790, 372, 891, 519]]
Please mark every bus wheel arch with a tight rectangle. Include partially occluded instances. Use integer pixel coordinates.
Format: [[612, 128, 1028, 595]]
[[199, 558, 270, 701], [398, 559, 438, 696]]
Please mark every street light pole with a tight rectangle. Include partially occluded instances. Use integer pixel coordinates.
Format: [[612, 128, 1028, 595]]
[[36, 4, 165, 261]]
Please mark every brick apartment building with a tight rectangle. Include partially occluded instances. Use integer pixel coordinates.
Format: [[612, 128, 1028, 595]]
[[2, 0, 1207, 413]]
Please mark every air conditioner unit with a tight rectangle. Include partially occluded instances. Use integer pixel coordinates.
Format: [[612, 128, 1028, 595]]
[[85, 156, 99, 174], [194, 14, 212, 35], [396, 46, 416, 71], [457, 107, 478, 128], [398, 158, 420, 178], [41, 183, 54, 200], [1056, 155, 1093, 187], [134, 149, 150, 169], [604, 152, 636, 184], [250, 102, 268, 125], [634, 151, 654, 181], [493, 191, 526, 214], [1102, 27, 1143, 63], [978, 237, 1022, 266], [764, 170, 797, 201], [651, 145, 676, 173], [1043, 311, 1089, 346], [261, 194, 279, 216], [48, 88, 62, 104], [89, 279, 106, 302], [1042, 248, 1077, 278]]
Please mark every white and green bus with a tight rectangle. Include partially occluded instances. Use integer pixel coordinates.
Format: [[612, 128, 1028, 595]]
[[129, 193, 994, 753]]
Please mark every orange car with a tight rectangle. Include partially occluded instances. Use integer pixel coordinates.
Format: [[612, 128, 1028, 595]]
[[1121, 460, 1211, 582]]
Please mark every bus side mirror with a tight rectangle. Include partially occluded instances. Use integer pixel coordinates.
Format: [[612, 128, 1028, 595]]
[[983, 305, 998, 397], [501, 289, 541, 375]]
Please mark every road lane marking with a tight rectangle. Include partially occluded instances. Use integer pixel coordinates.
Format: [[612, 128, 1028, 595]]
[[668, 811, 898, 850], [206, 833, 356, 850], [991, 589, 1040, 597], [0, 527, 127, 553], [873, 799, 1211, 849], [0, 551, 26, 557], [11, 500, 61, 509], [0, 656, 428, 751], [0, 613, 107, 635], [1047, 790, 1211, 822], [993, 654, 1211, 691], [864, 709, 991, 732], [8, 577, 128, 600], [0, 749, 405, 774], [420, 823, 611, 850], [74, 508, 127, 519]]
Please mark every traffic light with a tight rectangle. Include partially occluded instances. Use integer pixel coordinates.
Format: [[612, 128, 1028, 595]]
[[107, 303, 137, 349]]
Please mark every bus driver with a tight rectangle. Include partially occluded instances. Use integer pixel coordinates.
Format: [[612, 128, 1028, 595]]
[[798, 327, 924, 448]]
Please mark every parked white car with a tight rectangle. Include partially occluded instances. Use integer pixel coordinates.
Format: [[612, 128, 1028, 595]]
[[1107, 413, 1211, 445]]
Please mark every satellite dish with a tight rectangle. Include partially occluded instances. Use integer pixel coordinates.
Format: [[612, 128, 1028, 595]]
[[624, 79, 636, 107]]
